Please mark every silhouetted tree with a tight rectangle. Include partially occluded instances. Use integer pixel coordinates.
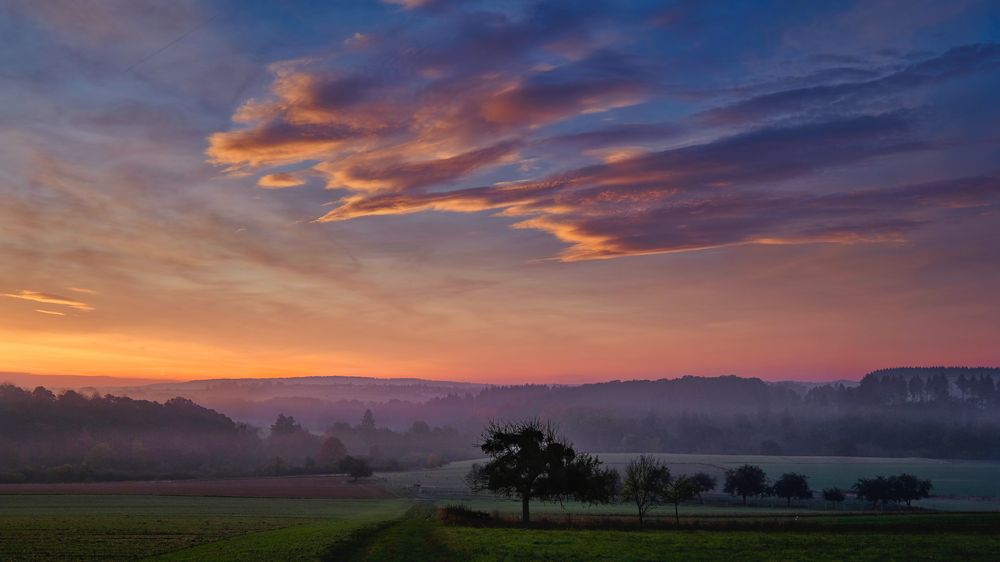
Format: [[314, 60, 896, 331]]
[[467, 419, 618, 523], [338, 456, 372, 481], [621, 455, 671, 527], [772, 473, 812, 506], [889, 473, 932, 507], [270, 414, 303, 435], [724, 464, 769, 505], [662, 475, 698, 524], [266, 414, 319, 465], [907, 376, 925, 402], [360, 409, 376, 431], [853, 476, 891, 509], [822, 487, 846, 508], [928, 374, 950, 402], [689, 472, 717, 504], [316, 436, 347, 468]]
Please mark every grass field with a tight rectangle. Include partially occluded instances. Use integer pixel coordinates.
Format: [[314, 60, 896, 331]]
[[3, 453, 999, 561], [326, 508, 1000, 561], [0, 495, 410, 561], [3, 494, 999, 560]]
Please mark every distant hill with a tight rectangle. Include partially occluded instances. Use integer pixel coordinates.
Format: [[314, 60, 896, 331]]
[[2, 368, 999, 461], [0, 372, 180, 390], [114, 375, 488, 406]]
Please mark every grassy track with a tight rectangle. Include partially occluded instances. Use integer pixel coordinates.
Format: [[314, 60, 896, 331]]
[[322, 505, 458, 562]]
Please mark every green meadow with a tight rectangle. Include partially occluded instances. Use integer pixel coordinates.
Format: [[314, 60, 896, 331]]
[[0, 496, 410, 561], [2, 495, 999, 561], [3, 453, 1000, 561]]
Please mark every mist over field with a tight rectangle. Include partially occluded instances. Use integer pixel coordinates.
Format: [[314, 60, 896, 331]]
[[3, 367, 1000, 488]]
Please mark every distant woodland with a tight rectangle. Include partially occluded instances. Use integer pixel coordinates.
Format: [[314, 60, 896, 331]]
[[1, 367, 999, 482]]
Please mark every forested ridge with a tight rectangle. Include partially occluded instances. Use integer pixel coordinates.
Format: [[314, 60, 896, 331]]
[[2, 367, 999, 483]]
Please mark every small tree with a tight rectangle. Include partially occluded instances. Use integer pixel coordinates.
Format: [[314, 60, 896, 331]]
[[316, 436, 347, 469], [360, 409, 376, 431], [724, 464, 768, 506], [889, 473, 932, 507], [467, 419, 618, 524], [662, 475, 698, 524], [772, 473, 812, 506], [853, 476, 890, 509], [270, 414, 303, 435], [822, 487, 846, 508], [339, 456, 372, 481], [621, 455, 671, 527], [689, 472, 717, 504]]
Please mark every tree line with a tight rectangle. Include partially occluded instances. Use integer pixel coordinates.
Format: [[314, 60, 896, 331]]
[[0, 384, 463, 483], [467, 420, 935, 524]]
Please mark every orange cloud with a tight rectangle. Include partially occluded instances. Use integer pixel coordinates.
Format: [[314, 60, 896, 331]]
[[34, 309, 66, 316], [258, 172, 306, 189], [3, 290, 94, 312]]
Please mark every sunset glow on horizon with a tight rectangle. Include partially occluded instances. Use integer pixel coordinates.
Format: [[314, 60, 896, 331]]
[[2, 1, 999, 384]]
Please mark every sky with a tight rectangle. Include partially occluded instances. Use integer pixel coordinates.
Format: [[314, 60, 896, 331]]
[[1, 0, 999, 383]]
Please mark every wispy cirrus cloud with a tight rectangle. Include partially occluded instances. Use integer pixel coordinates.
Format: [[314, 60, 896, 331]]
[[34, 309, 66, 316], [703, 43, 1000, 124], [3, 290, 94, 311]]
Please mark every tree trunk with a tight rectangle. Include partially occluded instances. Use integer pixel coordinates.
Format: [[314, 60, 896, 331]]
[[787, 497, 791, 507], [521, 496, 530, 524], [638, 511, 643, 529], [674, 502, 680, 524], [742, 495, 747, 506]]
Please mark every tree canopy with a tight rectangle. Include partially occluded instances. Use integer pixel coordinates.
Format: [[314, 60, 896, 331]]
[[467, 419, 618, 523], [772, 473, 812, 506], [724, 464, 769, 505]]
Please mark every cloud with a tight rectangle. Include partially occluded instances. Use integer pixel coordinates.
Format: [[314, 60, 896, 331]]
[[3, 290, 94, 311], [316, 140, 522, 192], [538, 122, 682, 150], [207, 5, 1000, 263], [67, 287, 97, 294], [207, 4, 653, 194], [315, 115, 1000, 260], [258, 172, 306, 189], [704, 43, 1000, 124], [319, 113, 922, 221], [34, 309, 66, 316]]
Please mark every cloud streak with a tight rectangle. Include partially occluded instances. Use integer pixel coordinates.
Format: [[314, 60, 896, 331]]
[[3, 290, 94, 311], [704, 43, 1000, 124], [317, 113, 968, 260]]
